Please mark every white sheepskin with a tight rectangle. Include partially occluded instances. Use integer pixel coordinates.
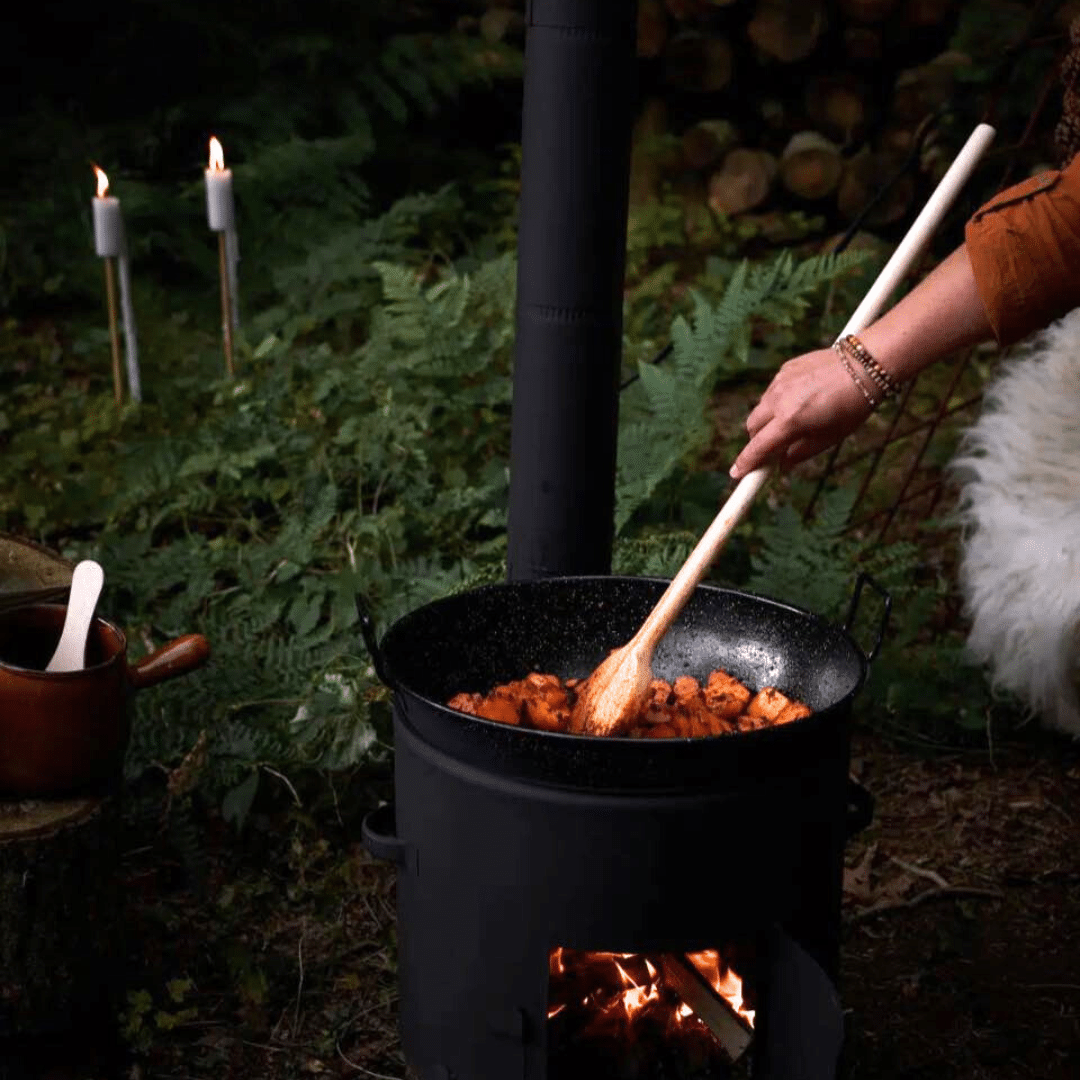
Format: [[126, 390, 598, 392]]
[[949, 308, 1080, 737]]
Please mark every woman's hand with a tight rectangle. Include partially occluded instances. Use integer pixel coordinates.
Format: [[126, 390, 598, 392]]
[[728, 347, 874, 480]]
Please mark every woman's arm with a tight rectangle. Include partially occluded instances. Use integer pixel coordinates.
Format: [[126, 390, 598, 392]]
[[729, 243, 992, 479]]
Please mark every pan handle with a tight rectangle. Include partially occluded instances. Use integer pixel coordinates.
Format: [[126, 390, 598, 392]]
[[846, 778, 875, 839], [841, 572, 891, 665], [362, 803, 408, 866], [355, 595, 396, 691]]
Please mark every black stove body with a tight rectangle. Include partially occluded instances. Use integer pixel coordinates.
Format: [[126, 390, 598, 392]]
[[361, 576, 886, 1080]]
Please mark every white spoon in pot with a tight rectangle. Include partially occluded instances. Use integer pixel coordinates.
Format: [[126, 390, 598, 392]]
[[45, 560, 105, 673]]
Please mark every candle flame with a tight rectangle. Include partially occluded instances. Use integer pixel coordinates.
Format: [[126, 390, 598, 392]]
[[208, 136, 225, 172], [93, 165, 109, 198]]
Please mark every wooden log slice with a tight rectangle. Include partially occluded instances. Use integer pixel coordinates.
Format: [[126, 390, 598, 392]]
[[780, 132, 844, 201], [708, 148, 777, 216], [747, 0, 826, 63], [0, 797, 123, 1036], [891, 52, 969, 126], [805, 74, 870, 142], [663, 31, 734, 92], [837, 147, 914, 227], [843, 24, 883, 62], [681, 118, 740, 171]]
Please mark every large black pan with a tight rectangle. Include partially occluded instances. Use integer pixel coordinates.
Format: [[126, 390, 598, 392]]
[[359, 573, 889, 792]]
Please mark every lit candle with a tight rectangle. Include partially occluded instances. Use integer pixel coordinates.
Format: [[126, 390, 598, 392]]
[[92, 165, 124, 257], [90, 165, 141, 404], [205, 136, 235, 232], [205, 136, 239, 377]]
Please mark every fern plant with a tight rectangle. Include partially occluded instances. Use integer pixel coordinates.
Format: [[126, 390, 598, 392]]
[[615, 250, 867, 532]]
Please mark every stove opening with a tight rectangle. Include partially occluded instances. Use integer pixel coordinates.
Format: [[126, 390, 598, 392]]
[[546, 946, 756, 1079]]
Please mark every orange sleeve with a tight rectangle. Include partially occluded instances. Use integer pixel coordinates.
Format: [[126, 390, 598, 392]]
[[965, 153, 1080, 346]]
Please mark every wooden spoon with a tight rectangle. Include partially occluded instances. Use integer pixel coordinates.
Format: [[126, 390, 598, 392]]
[[45, 560, 105, 673], [572, 123, 996, 737], [572, 470, 768, 735]]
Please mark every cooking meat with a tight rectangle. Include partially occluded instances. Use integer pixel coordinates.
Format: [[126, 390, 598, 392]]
[[448, 666, 812, 738], [703, 670, 752, 721]]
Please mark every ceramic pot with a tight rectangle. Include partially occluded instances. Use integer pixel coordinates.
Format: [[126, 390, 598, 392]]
[[0, 604, 210, 797]]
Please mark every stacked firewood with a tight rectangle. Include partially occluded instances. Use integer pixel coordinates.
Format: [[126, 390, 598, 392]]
[[455, 0, 1006, 228]]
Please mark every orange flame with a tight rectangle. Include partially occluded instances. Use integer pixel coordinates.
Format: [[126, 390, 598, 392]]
[[687, 950, 756, 1027], [208, 136, 226, 172], [547, 947, 755, 1044], [93, 165, 109, 198]]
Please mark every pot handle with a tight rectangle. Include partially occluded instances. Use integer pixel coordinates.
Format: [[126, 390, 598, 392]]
[[846, 777, 875, 839], [128, 634, 210, 690], [841, 572, 891, 665], [355, 596, 396, 690], [362, 803, 408, 866]]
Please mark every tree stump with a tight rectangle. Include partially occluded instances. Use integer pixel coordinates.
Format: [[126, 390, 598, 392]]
[[0, 798, 123, 1038]]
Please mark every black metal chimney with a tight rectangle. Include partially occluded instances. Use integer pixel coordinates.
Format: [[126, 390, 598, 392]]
[[506, 0, 638, 581]]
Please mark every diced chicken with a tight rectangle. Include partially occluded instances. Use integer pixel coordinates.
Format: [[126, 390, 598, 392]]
[[475, 688, 523, 725], [775, 700, 812, 726], [746, 687, 793, 723], [447, 692, 485, 716], [449, 665, 811, 738], [642, 680, 674, 725], [703, 670, 752, 721], [524, 695, 570, 732], [643, 722, 678, 739]]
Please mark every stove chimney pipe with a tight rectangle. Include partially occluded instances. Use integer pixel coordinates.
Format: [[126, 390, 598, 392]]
[[507, 0, 638, 581]]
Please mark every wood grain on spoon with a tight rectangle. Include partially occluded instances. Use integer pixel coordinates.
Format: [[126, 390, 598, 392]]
[[572, 470, 769, 736]]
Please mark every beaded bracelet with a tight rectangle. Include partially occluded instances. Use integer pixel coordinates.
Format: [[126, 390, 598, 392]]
[[837, 334, 902, 400], [832, 343, 879, 409]]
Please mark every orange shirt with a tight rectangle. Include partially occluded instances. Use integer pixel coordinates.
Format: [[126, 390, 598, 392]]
[[965, 152, 1080, 346]]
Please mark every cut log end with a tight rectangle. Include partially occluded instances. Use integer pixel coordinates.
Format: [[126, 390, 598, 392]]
[[780, 131, 843, 200], [747, 0, 826, 63], [663, 32, 734, 93], [708, 148, 777, 216]]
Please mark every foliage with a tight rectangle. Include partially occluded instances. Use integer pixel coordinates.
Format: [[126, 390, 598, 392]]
[[0, 5, 523, 313], [1, 189, 517, 812], [615, 249, 867, 532], [745, 482, 1002, 735]]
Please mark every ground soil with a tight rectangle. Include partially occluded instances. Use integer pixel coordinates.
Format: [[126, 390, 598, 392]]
[[840, 729, 1080, 1080], [3, 723, 1076, 1080]]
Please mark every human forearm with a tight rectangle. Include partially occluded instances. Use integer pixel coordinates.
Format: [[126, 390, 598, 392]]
[[856, 243, 993, 385]]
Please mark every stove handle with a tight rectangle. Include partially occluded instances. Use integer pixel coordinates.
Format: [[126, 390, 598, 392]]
[[355, 595, 397, 691], [845, 778, 874, 839], [362, 803, 408, 866], [841, 572, 891, 664]]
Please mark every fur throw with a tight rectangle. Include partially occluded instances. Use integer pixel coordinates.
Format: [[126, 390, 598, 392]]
[[950, 308, 1080, 737]]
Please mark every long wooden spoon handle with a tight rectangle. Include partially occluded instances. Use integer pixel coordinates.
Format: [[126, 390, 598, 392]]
[[637, 468, 769, 652], [634, 122, 996, 657]]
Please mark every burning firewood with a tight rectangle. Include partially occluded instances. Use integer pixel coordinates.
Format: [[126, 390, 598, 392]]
[[655, 953, 754, 1062]]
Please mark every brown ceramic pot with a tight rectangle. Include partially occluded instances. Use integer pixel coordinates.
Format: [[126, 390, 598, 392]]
[[0, 604, 210, 798]]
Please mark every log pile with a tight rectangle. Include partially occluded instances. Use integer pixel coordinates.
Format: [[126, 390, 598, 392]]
[[458, 0, 1022, 231]]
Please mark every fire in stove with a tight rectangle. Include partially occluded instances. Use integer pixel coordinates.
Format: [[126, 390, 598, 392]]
[[547, 946, 755, 1079]]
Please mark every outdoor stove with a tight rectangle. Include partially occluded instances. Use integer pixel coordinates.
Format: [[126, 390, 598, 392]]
[[360, 1, 884, 1075], [359, 575, 885, 1079]]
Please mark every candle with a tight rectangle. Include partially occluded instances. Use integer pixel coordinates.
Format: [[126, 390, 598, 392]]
[[205, 136, 235, 232], [90, 165, 141, 404], [92, 166, 124, 257]]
